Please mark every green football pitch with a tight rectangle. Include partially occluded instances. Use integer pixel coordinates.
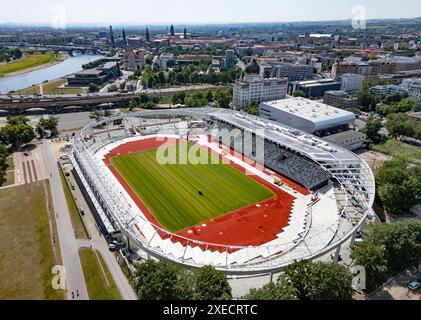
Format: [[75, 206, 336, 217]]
[[110, 142, 275, 233]]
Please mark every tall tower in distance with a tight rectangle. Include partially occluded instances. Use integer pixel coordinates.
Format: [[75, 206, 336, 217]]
[[122, 29, 127, 49], [170, 24, 175, 36], [145, 26, 150, 43], [109, 25, 115, 48], [184, 27, 187, 39]]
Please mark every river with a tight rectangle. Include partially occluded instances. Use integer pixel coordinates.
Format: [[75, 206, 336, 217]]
[[0, 54, 104, 94]]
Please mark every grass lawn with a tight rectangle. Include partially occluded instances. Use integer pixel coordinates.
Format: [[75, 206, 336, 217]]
[[110, 142, 275, 233], [0, 181, 64, 300], [79, 248, 122, 300], [6, 156, 14, 170], [0, 53, 63, 77], [14, 78, 86, 95], [372, 139, 421, 164], [2, 171, 15, 186], [58, 165, 88, 239]]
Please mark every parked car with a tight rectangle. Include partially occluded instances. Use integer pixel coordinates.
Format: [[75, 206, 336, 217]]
[[408, 280, 421, 291]]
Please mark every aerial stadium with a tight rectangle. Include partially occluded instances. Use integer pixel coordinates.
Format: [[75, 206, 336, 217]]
[[71, 107, 376, 275]]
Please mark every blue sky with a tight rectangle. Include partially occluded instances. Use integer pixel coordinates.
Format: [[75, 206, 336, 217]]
[[1, 0, 421, 25]]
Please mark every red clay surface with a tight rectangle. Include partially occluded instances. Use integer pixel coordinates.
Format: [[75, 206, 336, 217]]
[[102, 137, 309, 250]]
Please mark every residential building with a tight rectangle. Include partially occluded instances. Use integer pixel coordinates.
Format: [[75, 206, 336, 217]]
[[158, 53, 174, 70], [233, 59, 288, 109], [122, 49, 145, 71], [370, 84, 407, 96], [323, 91, 360, 109]]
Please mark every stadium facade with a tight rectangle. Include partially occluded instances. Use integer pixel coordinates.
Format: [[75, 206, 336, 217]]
[[71, 108, 375, 275]]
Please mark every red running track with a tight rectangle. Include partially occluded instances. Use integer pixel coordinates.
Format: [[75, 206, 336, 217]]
[[103, 137, 308, 251]]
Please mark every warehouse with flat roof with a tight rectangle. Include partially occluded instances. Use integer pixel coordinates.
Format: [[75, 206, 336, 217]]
[[259, 97, 356, 134]]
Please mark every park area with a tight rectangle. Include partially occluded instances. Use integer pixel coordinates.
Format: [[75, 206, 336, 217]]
[[0, 52, 63, 77]]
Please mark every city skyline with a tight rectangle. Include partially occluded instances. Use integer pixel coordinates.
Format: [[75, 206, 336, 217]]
[[1, 0, 421, 25]]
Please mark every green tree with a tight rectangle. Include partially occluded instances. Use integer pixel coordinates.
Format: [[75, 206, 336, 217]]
[[244, 102, 260, 116], [293, 90, 305, 98], [89, 110, 104, 121], [356, 90, 377, 112], [6, 115, 29, 126], [0, 123, 35, 147], [0, 143, 8, 186], [194, 266, 232, 300], [385, 113, 417, 139], [359, 221, 421, 276], [37, 116, 59, 137], [214, 88, 232, 109], [351, 243, 389, 291], [88, 83, 99, 93], [280, 260, 353, 300], [133, 261, 194, 300], [246, 282, 298, 300], [363, 116, 382, 143], [206, 90, 214, 101], [375, 157, 421, 215], [128, 99, 139, 111]]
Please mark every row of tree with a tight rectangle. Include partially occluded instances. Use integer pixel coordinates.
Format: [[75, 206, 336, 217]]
[[141, 62, 242, 89], [0, 46, 22, 63], [0, 115, 59, 148], [352, 220, 421, 292], [132, 261, 232, 300], [130, 259, 356, 301], [170, 88, 232, 109], [0, 143, 8, 186]]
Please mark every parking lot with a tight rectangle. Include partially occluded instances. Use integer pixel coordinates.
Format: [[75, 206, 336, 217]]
[[368, 266, 421, 300]]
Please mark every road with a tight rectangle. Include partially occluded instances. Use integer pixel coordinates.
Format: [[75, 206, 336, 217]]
[[63, 163, 137, 300], [43, 141, 89, 300]]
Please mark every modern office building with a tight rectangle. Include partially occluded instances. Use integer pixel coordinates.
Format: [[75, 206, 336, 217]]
[[408, 83, 421, 101], [288, 79, 342, 98], [323, 91, 360, 109], [233, 59, 288, 108], [225, 49, 236, 69], [67, 62, 119, 86], [340, 73, 365, 93]]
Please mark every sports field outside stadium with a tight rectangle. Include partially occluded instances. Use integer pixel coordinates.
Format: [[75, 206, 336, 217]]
[[110, 142, 275, 233]]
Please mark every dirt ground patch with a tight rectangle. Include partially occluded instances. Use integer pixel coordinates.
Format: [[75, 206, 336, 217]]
[[0, 181, 64, 300]]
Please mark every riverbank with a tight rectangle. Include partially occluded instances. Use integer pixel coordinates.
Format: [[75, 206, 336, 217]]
[[0, 52, 66, 78]]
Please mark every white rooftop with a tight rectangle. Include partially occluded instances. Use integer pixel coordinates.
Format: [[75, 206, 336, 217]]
[[262, 97, 355, 123]]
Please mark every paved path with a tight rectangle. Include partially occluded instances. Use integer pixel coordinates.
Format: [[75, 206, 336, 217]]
[[43, 141, 89, 300], [66, 166, 137, 300]]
